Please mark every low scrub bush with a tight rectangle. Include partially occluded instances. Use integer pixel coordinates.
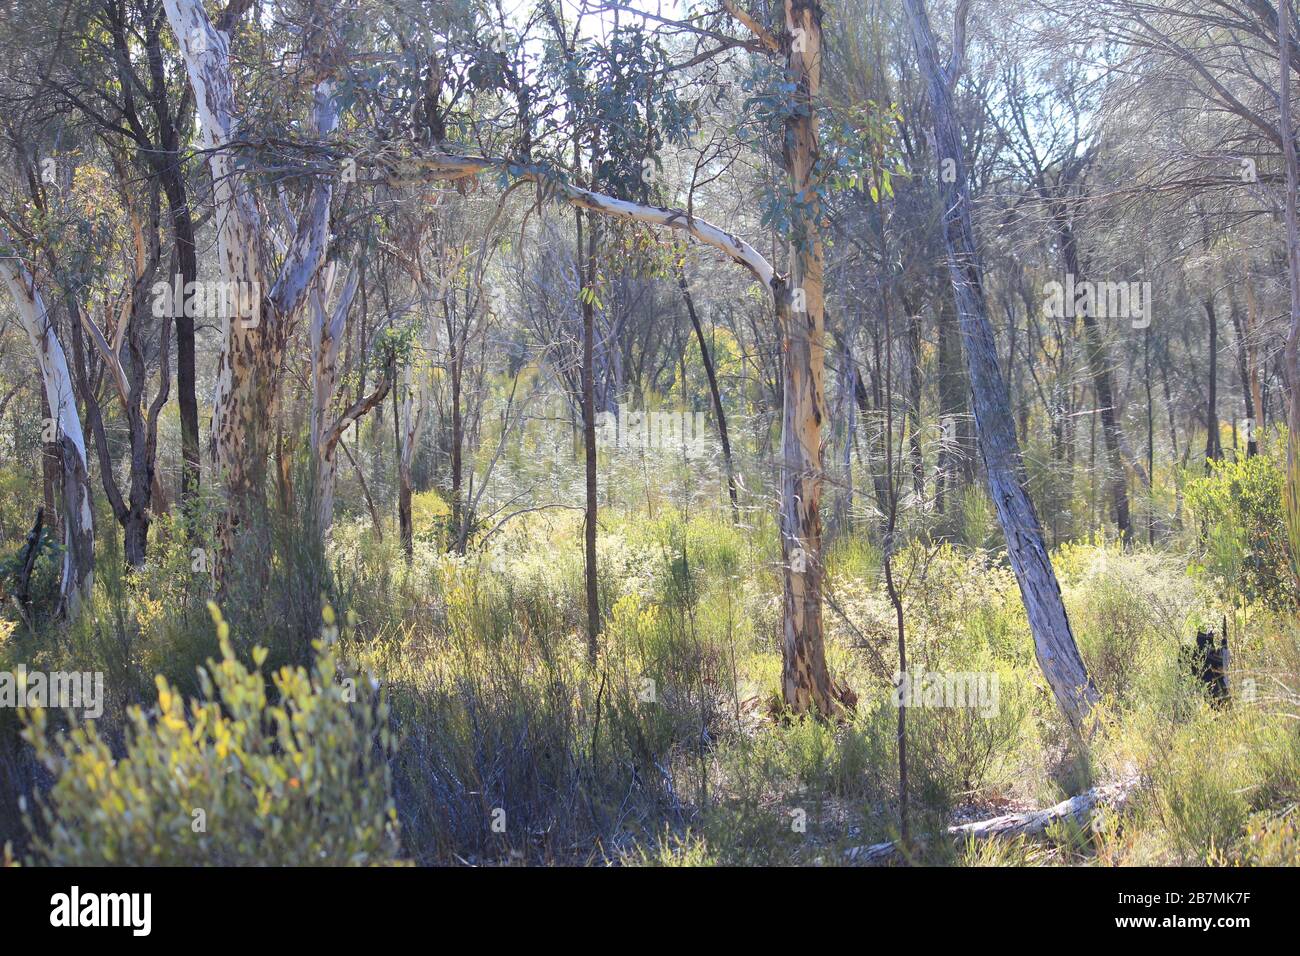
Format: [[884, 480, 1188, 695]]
[[21, 603, 399, 866]]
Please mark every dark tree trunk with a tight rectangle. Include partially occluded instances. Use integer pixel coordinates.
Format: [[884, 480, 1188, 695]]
[[69, 295, 167, 570], [15, 507, 44, 611], [579, 208, 601, 666], [144, 17, 201, 514], [1205, 295, 1222, 466], [677, 262, 739, 517], [122, 396, 154, 569], [1051, 208, 1131, 540], [160, 171, 201, 512]]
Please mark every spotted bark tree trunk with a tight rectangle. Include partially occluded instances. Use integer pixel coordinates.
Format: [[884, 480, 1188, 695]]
[[164, 0, 338, 584]]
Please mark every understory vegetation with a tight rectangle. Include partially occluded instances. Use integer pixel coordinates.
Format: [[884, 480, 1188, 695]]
[[3, 438, 1297, 867]]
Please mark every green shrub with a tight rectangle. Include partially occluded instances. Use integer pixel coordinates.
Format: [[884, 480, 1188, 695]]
[[0, 519, 62, 626], [907, 663, 1031, 797], [1235, 813, 1300, 866], [21, 603, 399, 866], [1146, 712, 1253, 863], [1185, 451, 1299, 611], [958, 486, 998, 550], [1063, 549, 1192, 707]]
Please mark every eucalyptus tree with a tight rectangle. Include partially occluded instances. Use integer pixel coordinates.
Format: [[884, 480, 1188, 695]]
[[904, 0, 1098, 728], [367, 0, 841, 712], [0, 86, 175, 575], [0, 109, 98, 613], [174, 0, 882, 714], [7, 0, 206, 513], [1075, 0, 1300, 590], [0, 231, 95, 617], [160, 0, 347, 584]]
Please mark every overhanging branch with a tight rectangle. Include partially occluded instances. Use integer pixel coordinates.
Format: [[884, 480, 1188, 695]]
[[385, 153, 779, 291]]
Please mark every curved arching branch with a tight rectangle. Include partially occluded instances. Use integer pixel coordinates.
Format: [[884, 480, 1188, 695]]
[[385, 153, 779, 292]]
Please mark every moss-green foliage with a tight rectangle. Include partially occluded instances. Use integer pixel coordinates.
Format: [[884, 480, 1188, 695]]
[[20, 603, 399, 866]]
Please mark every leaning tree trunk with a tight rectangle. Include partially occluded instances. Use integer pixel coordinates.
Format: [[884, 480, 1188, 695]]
[[0, 255, 94, 617], [677, 261, 739, 518], [904, 0, 1097, 729]]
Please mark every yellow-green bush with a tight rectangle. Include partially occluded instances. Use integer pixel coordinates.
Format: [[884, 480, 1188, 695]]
[[1185, 445, 1298, 611], [1235, 813, 1300, 866], [21, 603, 399, 866]]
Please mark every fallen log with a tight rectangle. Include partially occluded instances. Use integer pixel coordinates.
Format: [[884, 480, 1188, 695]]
[[845, 776, 1140, 865]]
